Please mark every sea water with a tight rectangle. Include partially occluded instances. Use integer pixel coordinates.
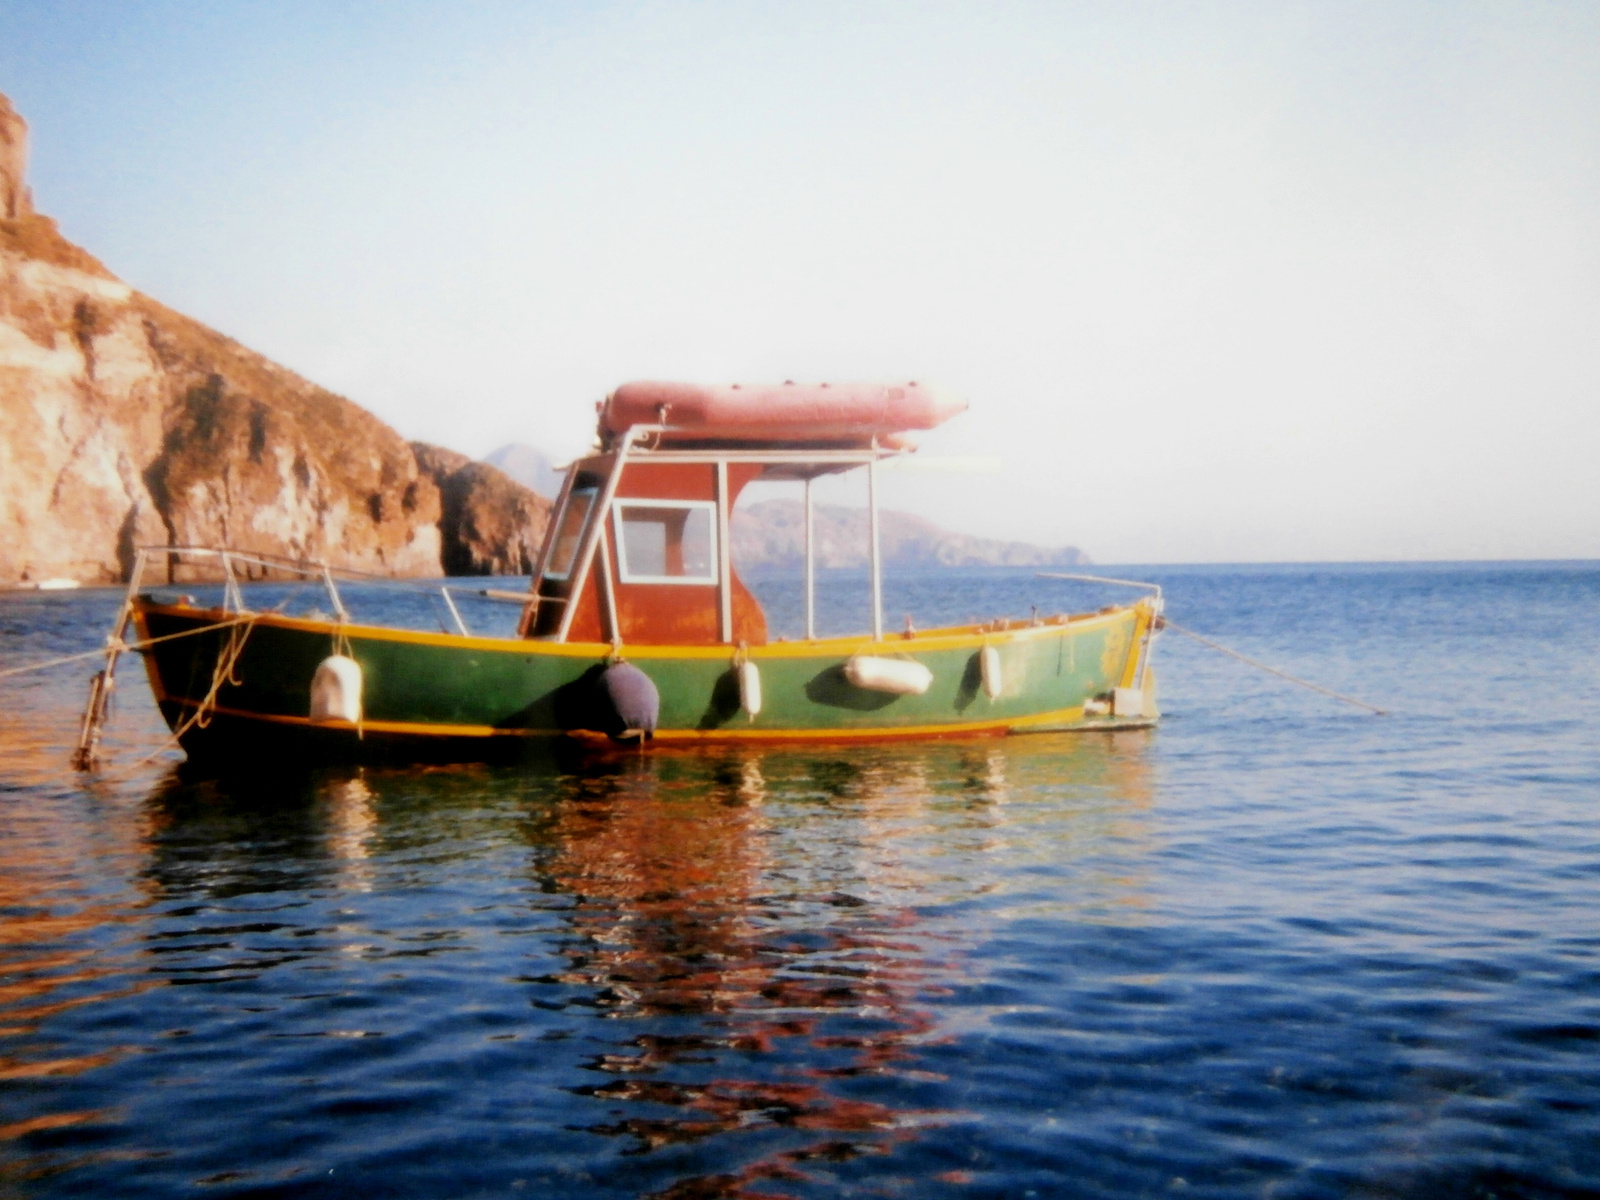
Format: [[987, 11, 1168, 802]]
[[0, 563, 1596, 1198]]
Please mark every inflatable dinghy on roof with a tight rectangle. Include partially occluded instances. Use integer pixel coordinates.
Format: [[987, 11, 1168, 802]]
[[600, 380, 967, 447]]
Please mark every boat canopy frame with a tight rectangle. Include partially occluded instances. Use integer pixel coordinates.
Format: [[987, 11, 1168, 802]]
[[530, 425, 910, 646]]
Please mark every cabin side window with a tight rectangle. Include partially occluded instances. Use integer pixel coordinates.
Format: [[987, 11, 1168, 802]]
[[544, 488, 596, 581], [613, 500, 717, 585]]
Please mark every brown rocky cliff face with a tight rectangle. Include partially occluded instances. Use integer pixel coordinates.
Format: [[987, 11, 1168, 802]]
[[412, 444, 552, 576], [135, 296, 443, 577], [0, 92, 538, 584], [0, 212, 445, 580], [0, 94, 30, 221], [2, 214, 177, 582]]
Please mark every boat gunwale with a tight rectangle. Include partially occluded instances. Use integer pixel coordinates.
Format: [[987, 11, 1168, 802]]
[[130, 597, 1153, 660]]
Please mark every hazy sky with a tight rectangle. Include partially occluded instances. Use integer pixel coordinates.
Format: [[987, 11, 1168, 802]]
[[3, 1, 1596, 562]]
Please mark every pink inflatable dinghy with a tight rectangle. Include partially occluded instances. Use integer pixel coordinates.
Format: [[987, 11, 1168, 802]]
[[601, 380, 966, 447]]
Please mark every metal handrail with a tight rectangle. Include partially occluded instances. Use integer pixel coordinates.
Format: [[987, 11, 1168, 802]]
[[129, 545, 542, 637], [555, 428, 638, 642], [1035, 571, 1163, 606], [136, 546, 529, 593]]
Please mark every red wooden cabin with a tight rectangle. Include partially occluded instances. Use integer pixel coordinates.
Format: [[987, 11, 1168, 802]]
[[518, 380, 966, 647]]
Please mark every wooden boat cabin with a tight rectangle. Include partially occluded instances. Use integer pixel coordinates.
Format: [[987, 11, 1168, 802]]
[[519, 380, 967, 647]]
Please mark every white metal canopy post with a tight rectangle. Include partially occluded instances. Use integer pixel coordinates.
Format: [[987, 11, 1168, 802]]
[[555, 429, 636, 643], [867, 456, 883, 641], [716, 459, 733, 644], [596, 523, 620, 644], [519, 456, 578, 636], [803, 475, 815, 641]]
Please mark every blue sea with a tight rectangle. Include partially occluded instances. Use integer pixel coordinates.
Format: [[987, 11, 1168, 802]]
[[1, 562, 1597, 1198]]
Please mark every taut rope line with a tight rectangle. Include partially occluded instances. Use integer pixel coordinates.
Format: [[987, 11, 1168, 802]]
[[102, 614, 261, 777], [1159, 618, 1387, 716], [0, 613, 260, 681]]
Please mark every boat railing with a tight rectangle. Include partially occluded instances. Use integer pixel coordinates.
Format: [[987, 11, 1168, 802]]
[[1034, 571, 1162, 607], [125, 545, 538, 639]]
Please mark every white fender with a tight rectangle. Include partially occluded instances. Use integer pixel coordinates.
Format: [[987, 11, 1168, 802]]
[[311, 655, 363, 723], [738, 660, 762, 719], [1111, 687, 1146, 718], [844, 655, 932, 696], [979, 645, 1002, 701]]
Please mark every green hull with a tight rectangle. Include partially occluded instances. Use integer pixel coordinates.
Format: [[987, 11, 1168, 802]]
[[135, 599, 1158, 762]]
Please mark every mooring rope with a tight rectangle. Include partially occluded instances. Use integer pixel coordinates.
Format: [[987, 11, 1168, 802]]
[[0, 613, 261, 681], [1158, 617, 1388, 716], [104, 614, 260, 776]]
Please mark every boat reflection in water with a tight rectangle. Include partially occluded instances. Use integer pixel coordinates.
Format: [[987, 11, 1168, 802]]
[[530, 733, 1156, 1196], [0, 727, 1155, 1195]]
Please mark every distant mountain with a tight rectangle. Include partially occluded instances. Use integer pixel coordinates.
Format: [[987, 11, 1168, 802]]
[[483, 444, 565, 499], [730, 499, 1089, 570]]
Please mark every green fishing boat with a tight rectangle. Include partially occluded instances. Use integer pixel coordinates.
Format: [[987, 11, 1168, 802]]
[[90, 381, 1161, 764]]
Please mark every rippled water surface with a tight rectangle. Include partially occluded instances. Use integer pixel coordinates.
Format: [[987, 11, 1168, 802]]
[[1, 563, 1597, 1198]]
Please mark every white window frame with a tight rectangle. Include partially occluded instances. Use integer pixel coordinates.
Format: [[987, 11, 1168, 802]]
[[543, 486, 597, 582], [611, 498, 720, 586]]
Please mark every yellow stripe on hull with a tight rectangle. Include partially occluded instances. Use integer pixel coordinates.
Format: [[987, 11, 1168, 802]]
[[159, 695, 1154, 744]]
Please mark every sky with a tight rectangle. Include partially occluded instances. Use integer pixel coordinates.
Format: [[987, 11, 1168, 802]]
[[2, 0, 1596, 562]]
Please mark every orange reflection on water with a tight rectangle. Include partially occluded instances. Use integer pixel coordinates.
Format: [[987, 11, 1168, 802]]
[[0, 735, 163, 1173], [539, 744, 1128, 1198], [534, 734, 1159, 1197], [544, 752, 775, 1021]]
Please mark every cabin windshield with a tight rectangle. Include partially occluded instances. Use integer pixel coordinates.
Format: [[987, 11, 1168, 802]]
[[545, 488, 595, 580], [614, 500, 716, 584]]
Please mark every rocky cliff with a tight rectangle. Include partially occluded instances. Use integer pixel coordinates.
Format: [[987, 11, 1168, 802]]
[[1, 95, 31, 222], [412, 444, 552, 576], [0, 92, 545, 585], [731, 498, 1089, 570]]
